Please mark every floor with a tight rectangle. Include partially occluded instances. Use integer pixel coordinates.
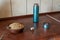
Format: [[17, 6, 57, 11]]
[[0, 13, 60, 40]]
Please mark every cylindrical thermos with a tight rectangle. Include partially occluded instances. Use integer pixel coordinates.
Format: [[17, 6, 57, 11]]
[[33, 3, 39, 23]]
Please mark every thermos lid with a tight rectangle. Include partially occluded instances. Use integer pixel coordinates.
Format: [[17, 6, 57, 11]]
[[43, 22, 49, 29]]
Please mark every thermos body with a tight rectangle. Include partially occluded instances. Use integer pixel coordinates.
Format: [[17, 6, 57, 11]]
[[33, 3, 39, 23]]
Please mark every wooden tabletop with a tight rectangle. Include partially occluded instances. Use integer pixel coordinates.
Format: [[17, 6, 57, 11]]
[[0, 13, 60, 40]]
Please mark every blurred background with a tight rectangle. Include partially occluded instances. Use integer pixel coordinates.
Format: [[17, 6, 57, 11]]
[[0, 0, 60, 18]]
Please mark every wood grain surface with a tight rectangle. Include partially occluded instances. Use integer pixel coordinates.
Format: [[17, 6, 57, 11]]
[[0, 13, 60, 40]]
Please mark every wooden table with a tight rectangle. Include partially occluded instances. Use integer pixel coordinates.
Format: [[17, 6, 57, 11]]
[[0, 13, 60, 40]]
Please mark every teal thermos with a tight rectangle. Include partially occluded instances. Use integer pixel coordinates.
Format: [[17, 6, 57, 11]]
[[33, 3, 39, 23]]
